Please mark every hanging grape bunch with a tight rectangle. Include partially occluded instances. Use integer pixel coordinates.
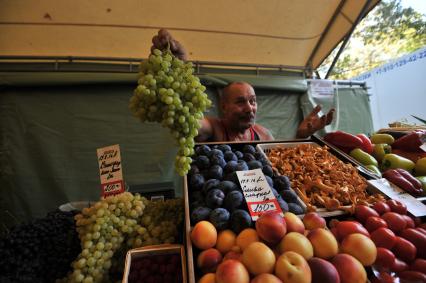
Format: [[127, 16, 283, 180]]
[[129, 48, 212, 176]]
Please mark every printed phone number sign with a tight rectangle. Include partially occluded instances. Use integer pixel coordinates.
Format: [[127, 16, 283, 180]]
[[236, 169, 283, 221], [97, 144, 125, 197]]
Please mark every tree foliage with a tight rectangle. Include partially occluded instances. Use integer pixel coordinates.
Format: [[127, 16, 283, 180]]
[[318, 0, 426, 79]]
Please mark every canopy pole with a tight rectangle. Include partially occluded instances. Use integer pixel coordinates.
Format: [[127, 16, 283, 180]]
[[305, 0, 347, 72], [325, 0, 374, 79]]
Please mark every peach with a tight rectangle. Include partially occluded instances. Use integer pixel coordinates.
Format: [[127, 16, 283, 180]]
[[303, 212, 326, 230], [216, 259, 250, 283], [307, 228, 338, 259], [284, 212, 305, 234], [197, 248, 223, 273], [331, 253, 367, 283], [279, 232, 313, 260], [255, 211, 287, 245], [236, 228, 259, 251], [275, 251, 312, 283], [191, 221, 217, 250], [216, 229, 237, 254], [340, 233, 377, 266], [198, 272, 216, 283], [251, 273, 283, 283], [242, 242, 276, 275], [308, 257, 340, 283], [223, 250, 242, 262]]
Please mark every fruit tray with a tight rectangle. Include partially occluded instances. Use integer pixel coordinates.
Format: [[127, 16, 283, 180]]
[[184, 142, 311, 282], [122, 244, 187, 283], [257, 141, 387, 217]]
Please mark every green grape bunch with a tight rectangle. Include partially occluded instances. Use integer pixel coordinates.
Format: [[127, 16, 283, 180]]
[[62, 193, 184, 283], [129, 49, 212, 176]]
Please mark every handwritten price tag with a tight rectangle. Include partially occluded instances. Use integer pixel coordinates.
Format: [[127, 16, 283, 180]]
[[97, 144, 125, 197], [236, 169, 283, 221], [368, 178, 426, 217]]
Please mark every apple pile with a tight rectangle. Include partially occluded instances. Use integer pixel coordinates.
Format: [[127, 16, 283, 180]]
[[347, 200, 426, 283], [190, 210, 383, 283]]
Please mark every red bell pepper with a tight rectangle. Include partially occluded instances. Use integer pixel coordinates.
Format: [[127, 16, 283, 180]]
[[392, 130, 426, 152], [356, 133, 374, 154], [382, 168, 423, 196], [323, 131, 364, 151], [391, 148, 426, 163]]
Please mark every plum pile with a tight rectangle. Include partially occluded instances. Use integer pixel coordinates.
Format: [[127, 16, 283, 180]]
[[127, 253, 182, 283], [188, 143, 305, 234], [0, 210, 81, 283]]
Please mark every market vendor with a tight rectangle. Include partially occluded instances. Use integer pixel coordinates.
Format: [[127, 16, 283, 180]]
[[151, 29, 335, 142]]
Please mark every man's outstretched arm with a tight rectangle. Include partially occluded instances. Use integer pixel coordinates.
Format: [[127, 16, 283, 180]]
[[296, 105, 335, 138]]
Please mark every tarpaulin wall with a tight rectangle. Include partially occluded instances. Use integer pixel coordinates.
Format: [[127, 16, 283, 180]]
[[0, 77, 373, 228]]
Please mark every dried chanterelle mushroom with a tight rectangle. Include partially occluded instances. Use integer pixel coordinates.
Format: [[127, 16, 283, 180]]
[[266, 144, 384, 212]]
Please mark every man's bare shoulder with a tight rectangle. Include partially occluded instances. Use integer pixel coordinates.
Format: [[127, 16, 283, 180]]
[[253, 124, 274, 140]]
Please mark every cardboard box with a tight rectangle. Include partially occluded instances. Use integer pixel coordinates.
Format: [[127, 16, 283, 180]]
[[122, 244, 187, 283]]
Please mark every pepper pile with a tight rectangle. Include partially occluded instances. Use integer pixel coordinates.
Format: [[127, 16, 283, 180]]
[[323, 130, 426, 196]]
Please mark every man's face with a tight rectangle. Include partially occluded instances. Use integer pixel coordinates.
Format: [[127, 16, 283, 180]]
[[221, 83, 257, 130]]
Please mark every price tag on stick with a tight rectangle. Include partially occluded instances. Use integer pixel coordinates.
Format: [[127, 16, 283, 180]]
[[368, 178, 426, 217], [97, 144, 125, 197], [236, 169, 283, 221]]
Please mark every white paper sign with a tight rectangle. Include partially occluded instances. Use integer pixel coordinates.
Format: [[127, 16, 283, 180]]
[[309, 79, 335, 98], [236, 169, 283, 220], [97, 144, 125, 197], [368, 178, 426, 217]]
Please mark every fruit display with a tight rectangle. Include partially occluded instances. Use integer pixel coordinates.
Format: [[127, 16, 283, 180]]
[[187, 143, 306, 234], [0, 210, 81, 283], [55, 192, 184, 283], [129, 48, 212, 176], [323, 130, 426, 197], [263, 142, 385, 212], [348, 201, 426, 282], [189, 206, 426, 283]]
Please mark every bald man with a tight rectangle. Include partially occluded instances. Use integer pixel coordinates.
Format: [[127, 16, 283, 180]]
[[151, 29, 334, 142]]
